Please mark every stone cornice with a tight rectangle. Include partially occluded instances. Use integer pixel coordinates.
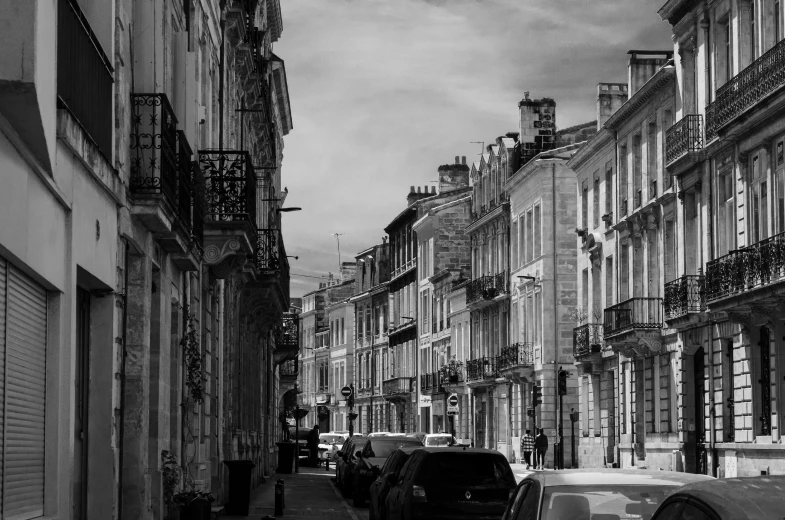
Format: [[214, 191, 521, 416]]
[[566, 128, 614, 171], [604, 67, 676, 131]]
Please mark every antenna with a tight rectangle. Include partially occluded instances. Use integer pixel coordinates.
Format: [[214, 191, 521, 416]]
[[470, 141, 485, 156], [333, 233, 344, 279]]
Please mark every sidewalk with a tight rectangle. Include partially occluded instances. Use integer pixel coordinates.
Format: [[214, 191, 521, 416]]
[[220, 465, 366, 520]]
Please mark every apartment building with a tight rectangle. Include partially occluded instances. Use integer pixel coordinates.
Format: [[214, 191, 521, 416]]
[[448, 282, 474, 443], [327, 298, 355, 431]]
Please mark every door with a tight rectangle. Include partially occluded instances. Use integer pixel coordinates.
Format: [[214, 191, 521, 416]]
[[75, 288, 91, 519], [694, 347, 706, 474]]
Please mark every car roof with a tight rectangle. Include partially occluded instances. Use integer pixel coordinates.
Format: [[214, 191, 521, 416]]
[[416, 447, 505, 455], [665, 476, 785, 520], [523, 469, 714, 487]]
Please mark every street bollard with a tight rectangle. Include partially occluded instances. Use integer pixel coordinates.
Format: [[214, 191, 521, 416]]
[[275, 479, 285, 516]]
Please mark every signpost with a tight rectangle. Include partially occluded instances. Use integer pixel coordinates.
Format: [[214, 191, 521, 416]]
[[345, 384, 355, 436], [341, 386, 352, 398], [447, 394, 459, 438]]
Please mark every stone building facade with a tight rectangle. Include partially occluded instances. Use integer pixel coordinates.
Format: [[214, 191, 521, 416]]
[[0, 0, 294, 518], [447, 282, 474, 444]]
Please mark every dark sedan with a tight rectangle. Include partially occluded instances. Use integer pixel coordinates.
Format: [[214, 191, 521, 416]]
[[336, 436, 368, 497], [385, 447, 517, 520], [649, 475, 785, 520], [369, 447, 419, 520], [353, 436, 424, 507]]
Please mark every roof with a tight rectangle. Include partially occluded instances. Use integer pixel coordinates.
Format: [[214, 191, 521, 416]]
[[498, 137, 516, 149], [604, 65, 675, 130], [526, 469, 714, 488], [665, 476, 785, 520], [415, 447, 507, 455], [566, 127, 614, 171], [270, 53, 293, 135]]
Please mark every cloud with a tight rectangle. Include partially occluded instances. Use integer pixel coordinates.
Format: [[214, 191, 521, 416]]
[[276, 0, 672, 296]]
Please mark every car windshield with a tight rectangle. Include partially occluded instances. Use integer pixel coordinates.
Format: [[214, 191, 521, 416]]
[[541, 485, 672, 520], [417, 452, 514, 487], [424, 435, 454, 446], [320, 435, 344, 444], [368, 438, 423, 458]]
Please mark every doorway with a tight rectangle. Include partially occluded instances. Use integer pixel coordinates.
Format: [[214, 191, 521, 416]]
[[75, 288, 91, 519], [693, 347, 706, 474]]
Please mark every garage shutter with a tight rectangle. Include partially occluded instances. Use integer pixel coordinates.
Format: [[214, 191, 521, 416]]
[[2, 261, 47, 520]]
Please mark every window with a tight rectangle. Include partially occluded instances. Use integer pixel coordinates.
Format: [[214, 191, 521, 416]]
[[593, 172, 600, 229], [633, 134, 642, 208], [605, 256, 614, 307], [581, 376, 590, 435], [604, 161, 613, 218], [718, 170, 735, 256], [526, 209, 533, 262], [581, 179, 589, 229], [620, 244, 630, 301], [662, 110, 673, 189], [777, 140, 785, 233], [512, 219, 518, 267], [751, 1, 757, 60], [648, 122, 657, 199], [534, 292, 542, 346], [750, 153, 768, 243], [619, 144, 628, 215], [719, 16, 732, 84], [592, 374, 601, 436], [533, 204, 541, 258], [777, 2, 782, 43], [518, 215, 525, 265]]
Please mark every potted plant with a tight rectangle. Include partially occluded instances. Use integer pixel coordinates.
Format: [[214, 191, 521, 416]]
[[439, 357, 464, 383]]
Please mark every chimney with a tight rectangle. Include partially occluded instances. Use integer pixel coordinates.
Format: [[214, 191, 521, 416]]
[[438, 157, 470, 194], [597, 83, 629, 130], [627, 50, 673, 96], [461, 156, 466, 165], [455, 155, 459, 164], [518, 94, 556, 167], [407, 185, 432, 205], [340, 261, 357, 282]]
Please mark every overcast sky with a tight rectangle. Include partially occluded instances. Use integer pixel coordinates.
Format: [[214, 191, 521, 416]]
[[275, 0, 673, 298]]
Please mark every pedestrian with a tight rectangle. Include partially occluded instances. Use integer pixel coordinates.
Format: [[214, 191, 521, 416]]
[[521, 429, 535, 469], [307, 424, 320, 467], [534, 428, 548, 470]]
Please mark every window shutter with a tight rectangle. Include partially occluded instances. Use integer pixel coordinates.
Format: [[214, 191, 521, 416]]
[[4, 265, 47, 519]]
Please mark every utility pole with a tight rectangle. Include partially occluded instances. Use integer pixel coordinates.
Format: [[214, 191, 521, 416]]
[[470, 141, 485, 156], [333, 233, 344, 279]]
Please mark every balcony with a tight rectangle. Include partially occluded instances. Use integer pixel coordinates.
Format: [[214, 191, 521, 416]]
[[280, 357, 298, 377], [705, 231, 785, 306], [383, 377, 413, 401], [256, 228, 281, 272], [499, 342, 534, 369], [603, 298, 664, 357], [573, 323, 603, 362], [664, 275, 705, 322], [57, 0, 114, 158], [471, 194, 510, 222], [438, 366, 464, 386], [392, 258, 416, 279], [466, 271, 508, 306], [706, 37, 785, 141], [273, 313, 299, 364], [466, 356, 499, 385], [665, 114, 703, 173]]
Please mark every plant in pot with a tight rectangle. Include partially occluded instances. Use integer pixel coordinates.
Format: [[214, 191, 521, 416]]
[[439, 357, 464, 383]]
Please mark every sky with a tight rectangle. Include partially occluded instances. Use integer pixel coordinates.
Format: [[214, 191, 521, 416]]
[[274, 0, 673, 298]]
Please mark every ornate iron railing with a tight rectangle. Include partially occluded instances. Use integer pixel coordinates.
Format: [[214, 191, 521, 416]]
[[57, 0, 114, 157], [663, 275, 705, 319], [275, 313, 299, 349], [176, 131, 194, 231], [392, 258, 416, 279], [130, 94, 178, 211], [438, 366, 464, 384], [280, 357, 298, 377], [499, 342, 534, 369], [383, 377, 413, 396], [198, 150, 256, 222], [706, 37, 785, 140], [466, 271, 508, 305], [573, 324, 603, 358], [603, 298, 663, 337], [466, 356, 499, 382], [665, 114, 703, 165], [705, 230, 785, 302], [256, 228, 281, 271]]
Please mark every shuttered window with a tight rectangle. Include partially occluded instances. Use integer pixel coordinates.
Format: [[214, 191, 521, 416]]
[[0, 257, 48, 519]]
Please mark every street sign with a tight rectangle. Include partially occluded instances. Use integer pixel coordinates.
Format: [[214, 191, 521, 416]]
[[447, 393, 459, 415], [341, 386, 352, 398]]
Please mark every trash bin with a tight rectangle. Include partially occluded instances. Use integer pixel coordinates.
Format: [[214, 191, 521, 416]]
[[223, 460, 256, 516], [180, 496, 211, 520], [276, 441, 296, 474]]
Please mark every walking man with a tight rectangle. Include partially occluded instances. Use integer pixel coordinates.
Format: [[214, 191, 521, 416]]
[[520, 429, 535, 469], [534, 428, 548, 470], [307, 424, 320, 467]]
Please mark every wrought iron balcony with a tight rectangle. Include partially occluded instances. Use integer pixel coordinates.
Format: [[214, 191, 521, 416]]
[[466, 356, 499, 382], [392, 258, 416, 279], [276, 313, 299, 349], [663, 275, 705, 319], [280, 357, 298, 377], [383, 376, 413, 396], [706, 37, 785, 140], [57, 0, 114, 157], [466, 271, 508, 305], [573, 324, 603, 358], [256, 228, 281, 272], [438, 366, 464, 385], [665, 114, 703, 165], [198, 150, 257, 223], [130, 94, 178, 211], [498, 342, 534, 370], [705, 231, 785, 303], [603, 298, 663, 337]]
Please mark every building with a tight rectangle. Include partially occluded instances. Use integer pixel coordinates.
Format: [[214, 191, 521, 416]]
[[0, 0, 293, 518], [448, 281, 473, 444], [351, 243, 391, 433], [326, 297, 355, 431]]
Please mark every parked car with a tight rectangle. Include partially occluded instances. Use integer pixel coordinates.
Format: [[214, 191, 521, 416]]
[[336, 436, 368, 496], [385, 447, 517, 520], [368, 432, 392, 438], [502, 469, 714, 520], [648, 475, 785, 520], [353, 436, 424, 507], [369, 447, 419, 520], [405, 432, 427, 443], [423, 433, 457, 447], [320, 432, 348, 462]]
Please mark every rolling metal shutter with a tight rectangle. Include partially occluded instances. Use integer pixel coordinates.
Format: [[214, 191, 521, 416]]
[[1, 259, 47, 519]]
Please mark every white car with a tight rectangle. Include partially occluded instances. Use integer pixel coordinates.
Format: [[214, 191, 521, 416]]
[[319, 432, 348, 461], [367, 432, 392, 439], [423, 433, 457, 447]]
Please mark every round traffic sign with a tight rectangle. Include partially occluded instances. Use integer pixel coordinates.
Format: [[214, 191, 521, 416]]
[[448, 394, 459, 407], [341, 386, 352, 397]]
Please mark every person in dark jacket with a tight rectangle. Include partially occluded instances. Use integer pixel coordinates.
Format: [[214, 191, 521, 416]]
[[307, 424, 320, 467], [534, 428, 548, 470]]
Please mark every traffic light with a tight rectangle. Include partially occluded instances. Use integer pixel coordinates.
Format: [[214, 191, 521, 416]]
[[531, 384, 543, 407], [558, 368, 569, 396]]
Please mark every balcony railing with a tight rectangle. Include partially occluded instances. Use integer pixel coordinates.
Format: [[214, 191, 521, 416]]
[[280, 358, 298, 377], [198, 150, 256, 222], [392, 258, 416, 279], [499, 342, 534, 369], [275, 313, 299, 349], [57, 0, 114, 157], [604, 298, 663, 337], [705, 231, 785, 302], [256, 228, 281, 272], [573, 324, 603, 358], [383, 377, 413, 396], [706, 37, 785, 140], [466, 271, 508, 305], [130, 94, 178, 211], [466, 356, 499, 382], [664, 275, 705, 319], [666, 114, 703, 165], [438, 367, 464, 385]]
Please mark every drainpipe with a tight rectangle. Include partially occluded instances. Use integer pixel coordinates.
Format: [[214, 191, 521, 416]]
[[117, 241, 130, 520], [552, 163, 560, 463]]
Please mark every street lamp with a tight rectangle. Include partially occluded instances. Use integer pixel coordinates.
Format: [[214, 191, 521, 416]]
[[278, 207, 302, 213]]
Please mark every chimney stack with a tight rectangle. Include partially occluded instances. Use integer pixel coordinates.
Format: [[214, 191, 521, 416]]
[[455, 155, 459, 164], [597, 83, 628, 130], [518, 93, 556, 167], [438, 157, 470, 194], [461, 156, 466, 165], [627, 50, 673, 96]]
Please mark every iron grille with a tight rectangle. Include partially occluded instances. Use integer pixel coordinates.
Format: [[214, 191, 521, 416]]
[[383, 377, 413, 395], [466, 356, 499, 382], [280, 358, 298, 377], [499, 342, 534, 369], [198, 150, 256, 222], [663, 275, 705, 319], [438, 366, 464, 384], [256, 228, 281, 271], [665, 114, 703, 165], [130, 94, 178, 211], [603, 298, 663, 337], [572, 324, 603, 358], [466, 271, 508, 305], [275, 313, 299, 349]]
